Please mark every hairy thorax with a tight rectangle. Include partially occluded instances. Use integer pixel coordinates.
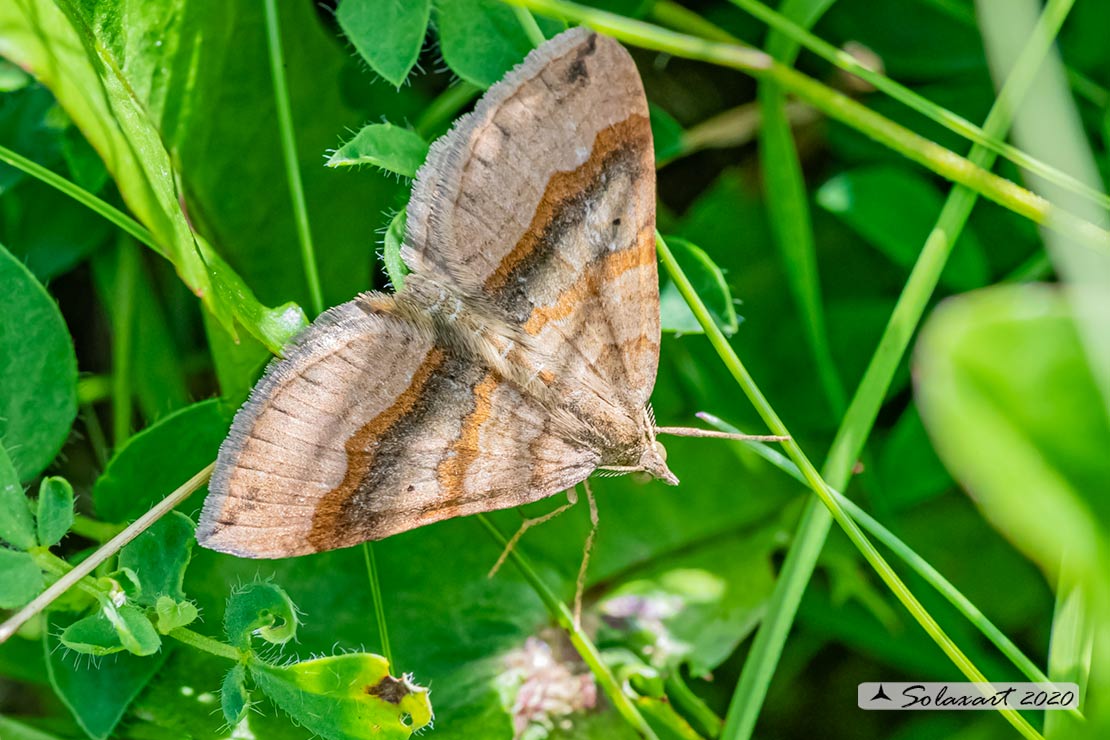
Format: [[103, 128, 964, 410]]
[[394, 272, 648, 460]]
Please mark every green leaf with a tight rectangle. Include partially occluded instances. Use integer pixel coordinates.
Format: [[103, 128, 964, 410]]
[[105, 604, 162, 657], [151, 0, 415, 314], [877, 405, 953, 509], [598, 525, 779, 677], [118, 512, 195, 607], [60, 122, 109, 193], [0, 59, 32, 93], [0, 242, 77, 481], [383, 207, 410, 290], [221, 662, 251, 726], [250, 654, 432, 740], [337, 0, 431, 87], [127, 647, 235, 739], [91, 243, 190, 423], [35, 476, 74, 547], [820, 0, 985, 79], [0, 549, 43, 608], [816, 166, 990, 291], [915, 283, 1110, 734], [0, 714, 68, 740], [659, 236, 739, 336], [327, 123, 429, 177], [435, 0, 564, 88], [224, 582, 300, 650], [0, 0, 321, 353], [649, 104, 684, 166], [154, 596, 199, 634], [60, 611, 128, 656], [0, 446, 35, 550], [93, 399, 230, 522], [0, 0, 236, 334], [0, 85, 62, 194], [2, 177, 110, 281], [916, 284, 1110, 586], [47, 612, 168, 739], [60, 604, 160, 657]]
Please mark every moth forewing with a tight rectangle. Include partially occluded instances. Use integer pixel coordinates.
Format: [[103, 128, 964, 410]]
[[198, 27, 668, 559]]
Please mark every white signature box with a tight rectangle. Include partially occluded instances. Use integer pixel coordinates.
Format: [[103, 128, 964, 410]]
[[858, 682, 1080, 710]]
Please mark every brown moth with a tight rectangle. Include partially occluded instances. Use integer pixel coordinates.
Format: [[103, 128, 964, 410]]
[[196, 27, 677, 559]]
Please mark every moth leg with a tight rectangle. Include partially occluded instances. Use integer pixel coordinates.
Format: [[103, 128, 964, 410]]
[[488, 487, 579, 579], [573, 479, 600, 629]]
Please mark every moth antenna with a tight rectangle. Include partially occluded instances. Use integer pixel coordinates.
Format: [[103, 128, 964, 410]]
[[645, 402, 657, 429], [487, 488, 579, 579], [573, 480, 599, 630], [654, 426, 790, 443]]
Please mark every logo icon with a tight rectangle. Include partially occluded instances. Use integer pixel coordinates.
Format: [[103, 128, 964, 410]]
[[870, 685, 892, 702]]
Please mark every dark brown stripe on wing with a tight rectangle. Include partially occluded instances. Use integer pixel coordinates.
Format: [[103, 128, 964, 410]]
[[308, 348, 446, 550], [522, 223, 656, 336], [483, 114, 653, 321]]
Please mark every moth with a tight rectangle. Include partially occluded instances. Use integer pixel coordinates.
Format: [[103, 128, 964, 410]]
[[197, 28, 704, 559]]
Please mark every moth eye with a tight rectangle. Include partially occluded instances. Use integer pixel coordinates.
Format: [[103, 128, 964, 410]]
[[612, 218, 621, 226], [652, 440, 667, 461]]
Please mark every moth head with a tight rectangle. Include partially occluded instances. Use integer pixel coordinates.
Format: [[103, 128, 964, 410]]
[[636, 411, 678, 485], [638, 439, 679, 486]]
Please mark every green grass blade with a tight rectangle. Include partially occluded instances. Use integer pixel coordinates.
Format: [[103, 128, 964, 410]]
[[700, 413, 1085, 722], [758, 0, 846, 418], [0, 143, 158, 252], [726, 0, 1079, 734], [730, 0, 1110, 213], [505, 0, 1110, 250], [264, 0, 324, 316], [476, 515, 660, 740], [656, 234, 1043, 740]]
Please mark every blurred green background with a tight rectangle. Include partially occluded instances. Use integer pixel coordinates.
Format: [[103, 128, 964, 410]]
[[0, 0, 1108, 739]]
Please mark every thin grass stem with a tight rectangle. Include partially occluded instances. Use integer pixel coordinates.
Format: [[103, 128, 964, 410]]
[[264, 0, 324, 316], [512, 6, 548, 46], [657, 234, 1042, 740], [0, 143, 158, 252], [111, 238, 138, 448], [502, 0, 1110, 253], [725, 0, 1078, 734], [729, 0, 1110, 213], [362, 543, 394, 668], [476, 514, 660, 740]]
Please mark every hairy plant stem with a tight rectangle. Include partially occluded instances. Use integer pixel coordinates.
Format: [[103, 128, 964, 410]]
[[0, 463, 216, 644], [168, 627, 244, 662]]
